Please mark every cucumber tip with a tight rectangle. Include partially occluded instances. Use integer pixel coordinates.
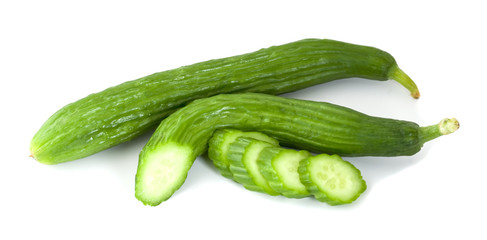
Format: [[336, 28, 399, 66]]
[[439, 118, 459, 135], [411, 90, 420, 99]]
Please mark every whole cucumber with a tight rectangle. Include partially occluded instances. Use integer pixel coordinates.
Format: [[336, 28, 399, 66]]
[[30, 39, 419, 164], [135, 93, 458, 206]]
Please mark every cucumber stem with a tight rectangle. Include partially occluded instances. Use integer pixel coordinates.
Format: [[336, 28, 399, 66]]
[[388, 65, 420, 99], [419, 118, 459, 145]]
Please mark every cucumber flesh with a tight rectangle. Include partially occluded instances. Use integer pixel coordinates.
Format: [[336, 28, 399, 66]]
[[298, 154, 366, 205], [258, 147, 311, 198], [208, 129, 279, 179], [135, 142, 194, 206], [227, 137, 279, 196]]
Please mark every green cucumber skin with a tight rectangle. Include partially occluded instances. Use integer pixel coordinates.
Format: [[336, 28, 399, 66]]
[[142, 93, 424, 159], [207, 130, 238, 179], [208, 129, 279, 179], [31, 38, 407, 164]]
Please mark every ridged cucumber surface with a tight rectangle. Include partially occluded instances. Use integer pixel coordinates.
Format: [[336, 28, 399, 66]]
[[258, 147, 311, 198], [30, 38, 420, 164], [298, 154, 367, 205], [227, 137, 279, 195], [135, 93, 458, 206], [208, 129, 279, 179]]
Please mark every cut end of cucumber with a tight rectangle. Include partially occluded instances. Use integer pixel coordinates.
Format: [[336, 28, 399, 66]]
[[388, 64, 420, 99], [135, 143, 194, 206], [439, 118, 459, 135]]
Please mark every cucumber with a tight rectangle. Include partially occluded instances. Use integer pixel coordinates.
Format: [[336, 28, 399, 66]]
[[208, 129, 279, 179], [227, 137, 279, 195], [257, 147, 311, 198], [298, 154, 367, 205], [135, 93, 458, 206], [30, 38, 420, 164]]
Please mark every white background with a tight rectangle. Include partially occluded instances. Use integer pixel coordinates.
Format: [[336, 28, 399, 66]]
[[1, 0, 485, 239]]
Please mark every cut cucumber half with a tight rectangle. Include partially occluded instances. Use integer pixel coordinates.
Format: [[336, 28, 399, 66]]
[[135, 142, 194, 206]]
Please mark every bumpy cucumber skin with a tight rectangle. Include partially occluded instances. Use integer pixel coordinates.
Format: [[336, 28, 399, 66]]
[[31, 38, 408, 164], [143, 93, 424, 159], [208, 129, 279, 179], [258, 147, 311, 198], [298, 155, 367, 205], [227, 137, 279, 196]]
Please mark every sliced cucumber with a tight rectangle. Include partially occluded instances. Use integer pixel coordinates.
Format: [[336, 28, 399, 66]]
[[298, 154, 367, 205], [208, 129, 279, 179], [258, 147, 311, 198], [227, 137, 279, 196]]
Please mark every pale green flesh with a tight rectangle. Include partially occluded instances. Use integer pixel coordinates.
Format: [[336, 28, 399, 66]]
[[273, 150, 310, 195], [135, 143, 193, 206], [242, 142, 278, 195], [309, 155, 364, 202]]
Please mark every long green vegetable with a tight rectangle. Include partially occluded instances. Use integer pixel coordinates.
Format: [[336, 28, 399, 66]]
[[30, 38, 419, 164], [135, 93, 458, 206]]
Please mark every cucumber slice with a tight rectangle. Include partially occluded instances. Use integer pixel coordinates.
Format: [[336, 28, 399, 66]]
[[258, 147, 311, 198], [227, 137, 279, 196], [298, 154, 366, 205], [208, 129, 279, 179]]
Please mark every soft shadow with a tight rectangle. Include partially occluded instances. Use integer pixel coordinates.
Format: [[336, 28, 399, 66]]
[[49, 129, 156, 191], [344, 143, 431, 191], [198, 153, 221, 175]]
